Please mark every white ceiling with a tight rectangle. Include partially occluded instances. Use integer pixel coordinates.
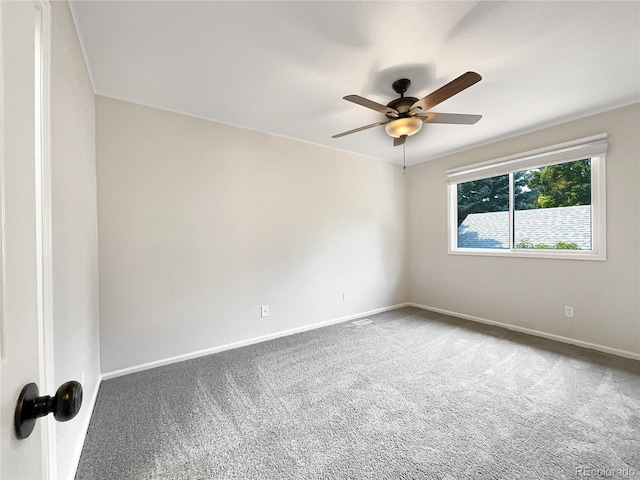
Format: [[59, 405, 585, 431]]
[[71, 1, 640, 166]]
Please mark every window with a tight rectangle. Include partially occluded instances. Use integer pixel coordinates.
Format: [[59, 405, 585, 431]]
[[448, 134, 607, 260]]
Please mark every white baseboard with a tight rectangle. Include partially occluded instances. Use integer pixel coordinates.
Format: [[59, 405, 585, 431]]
[[68, 374, 101, 479], [102, 303, 410, 380], [102, 301, 638, 381], [409, 303, 640, 361]]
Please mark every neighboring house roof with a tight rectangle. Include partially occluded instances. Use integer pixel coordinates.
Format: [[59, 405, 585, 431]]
[[458, 205, 592, 250]]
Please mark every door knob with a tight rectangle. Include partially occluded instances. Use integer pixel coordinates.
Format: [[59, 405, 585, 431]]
[[14, 381, 83, 439]]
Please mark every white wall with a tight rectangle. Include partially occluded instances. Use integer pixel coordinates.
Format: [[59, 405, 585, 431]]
[[96, 96, 408, 373], [408, 103, 640, 356], [51, 3, 100, 478]]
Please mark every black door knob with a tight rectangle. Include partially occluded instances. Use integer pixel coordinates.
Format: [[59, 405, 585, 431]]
[[14, 381, 83, 439]]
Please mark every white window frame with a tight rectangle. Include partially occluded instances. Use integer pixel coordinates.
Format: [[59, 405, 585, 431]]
[[447, 133, 607, 261]]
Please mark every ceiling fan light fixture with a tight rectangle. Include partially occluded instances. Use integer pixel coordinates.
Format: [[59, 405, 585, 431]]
[[333, 72, 482, 144], [385, 117, 423, 138]]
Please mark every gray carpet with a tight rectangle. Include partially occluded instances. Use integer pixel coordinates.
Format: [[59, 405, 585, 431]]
[[76, 307, 640, 479]]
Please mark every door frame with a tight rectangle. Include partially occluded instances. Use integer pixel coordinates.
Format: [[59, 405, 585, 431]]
[[35, 1, 57, 477]]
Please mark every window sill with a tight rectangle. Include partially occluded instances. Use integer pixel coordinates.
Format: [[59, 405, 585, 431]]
[[449, 248, 606, 261]]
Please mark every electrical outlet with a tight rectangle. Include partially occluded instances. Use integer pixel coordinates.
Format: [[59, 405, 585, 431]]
[[343, 292, 349, 302], [565, 306, 574, 318], [261, 305, 269, 318]]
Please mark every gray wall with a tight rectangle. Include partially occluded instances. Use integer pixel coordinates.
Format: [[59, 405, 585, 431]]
[[51, 3, 100, 478], [408, 103, 640, 356], [96, 96, 409, 373]]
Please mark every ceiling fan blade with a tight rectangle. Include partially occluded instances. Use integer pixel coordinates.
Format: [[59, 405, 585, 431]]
[[393, 135, 407, 147], [332, 120, 389, 138], [419, 112, 482, 124], [411, 72, 482, 112], [344, 95, 399, 117]]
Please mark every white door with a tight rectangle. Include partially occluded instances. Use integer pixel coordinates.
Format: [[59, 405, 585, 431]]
[[1, 1, 53, 478]]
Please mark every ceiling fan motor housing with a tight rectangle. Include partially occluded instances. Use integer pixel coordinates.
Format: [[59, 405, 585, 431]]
[[388, 78, 417, 116], [386, 97, 419, 116]]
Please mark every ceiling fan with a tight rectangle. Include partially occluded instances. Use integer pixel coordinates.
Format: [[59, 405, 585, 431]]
[[332, 72, 482, 146]]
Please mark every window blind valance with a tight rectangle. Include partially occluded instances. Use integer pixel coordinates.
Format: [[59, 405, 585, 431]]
[[446, 133, 608, 184]]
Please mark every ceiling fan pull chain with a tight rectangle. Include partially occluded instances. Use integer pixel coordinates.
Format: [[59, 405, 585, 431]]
[[403, 142, 406, 175]]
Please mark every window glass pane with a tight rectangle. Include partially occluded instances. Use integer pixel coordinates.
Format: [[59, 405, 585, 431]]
[[513, 159, 591, 250], [457, 175, 509, 249]]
